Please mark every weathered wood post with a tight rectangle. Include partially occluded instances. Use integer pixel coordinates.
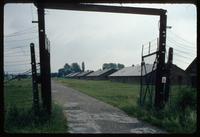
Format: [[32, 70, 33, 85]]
[[155, 12, 167, 110], [30, 43, 39, 115], [37, 3, 52, 115]]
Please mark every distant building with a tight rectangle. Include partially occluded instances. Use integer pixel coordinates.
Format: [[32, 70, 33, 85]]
[[66, 72, 81, 78], [109, 64, 154, 84], [185, 58, 197, 88], [76, 70, 94, 79], [86, 68, 117, 80], [170, 64, 189, 85], [109, 64, 188, 85], [65, 73, 74, 78]]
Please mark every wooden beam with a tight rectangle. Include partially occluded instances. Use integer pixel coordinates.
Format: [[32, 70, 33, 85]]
[[35, 3, 166, 16]]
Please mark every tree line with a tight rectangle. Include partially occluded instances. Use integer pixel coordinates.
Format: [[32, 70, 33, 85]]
[[58, 62, 125, 77], [58, 62, 84, 77]]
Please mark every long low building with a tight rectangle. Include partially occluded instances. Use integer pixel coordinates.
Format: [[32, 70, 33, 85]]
[[86, 68, 117, 80], [76, 71, 94, 79], [109, 64, 189, 85], [109, 64, 154, 84], [65, 72, 81, 78], [185, 57, 197, 88]]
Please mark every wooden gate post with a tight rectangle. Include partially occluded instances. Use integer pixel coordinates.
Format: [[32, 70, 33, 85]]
[[155, 12, 167, 109], [37, 3, 52, 115], [30, 43, 39, 115]]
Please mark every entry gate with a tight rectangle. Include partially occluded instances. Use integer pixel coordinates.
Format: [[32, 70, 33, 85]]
[[140, 41, 159, 107], [140, 40, 173, 108]]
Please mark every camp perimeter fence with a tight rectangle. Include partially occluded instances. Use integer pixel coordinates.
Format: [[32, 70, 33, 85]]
[[3, 26, 41, 114], [140, 38, 158, 107]]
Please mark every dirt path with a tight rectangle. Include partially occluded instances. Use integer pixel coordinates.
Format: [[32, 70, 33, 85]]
[[52, 80, 166, 133]]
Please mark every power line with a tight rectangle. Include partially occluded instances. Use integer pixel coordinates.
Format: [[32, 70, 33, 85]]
[[5, 63, 30, 66], [167, 37, 196, 48], [5, 61, 30, 65], [167, 39, 196, 51], [173, 58, 191, 65], [168, 30, 195, 45], [4, 26, 37, 37], [4, 60, 31, 63], [166, 45, 194, 55], [4, 45, 29, 49], [5, 54, 30, 57], [167, 38, 195, 49], [173, 52, 194, 60], [4, 69, 32, 83], [5, 50, 31, 55], [4, 70, 32, 75], [4, 31, 37, 38], [173, 49, 195, 57], [4, 45, 39, 51], [4, 36, 38, 43], [168, 36, 195, 47]]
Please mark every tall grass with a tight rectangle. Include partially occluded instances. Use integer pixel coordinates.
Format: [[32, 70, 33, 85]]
[[4, 79, 68, 133]]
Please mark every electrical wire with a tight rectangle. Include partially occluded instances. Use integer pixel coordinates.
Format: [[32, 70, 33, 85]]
[[167, 39, 196, 52], [167, 37, 196, 49], [173, 57, 191, 65], [5, 63, 30, 66], [173, 52, 194, 60], [168, 30, 195, 45], [4, 60, 31, 63], [5, 54, 30, 57], [166, 45, 194, 55], [4, 36, 38, 43], [4, 31, 37, 38], [5, 50, 31, 55], [4, 45, 30, 49], [4, 26, 37, 37]]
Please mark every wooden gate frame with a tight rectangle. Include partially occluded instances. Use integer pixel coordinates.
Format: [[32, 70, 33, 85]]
[[0, 0, 197, 126]]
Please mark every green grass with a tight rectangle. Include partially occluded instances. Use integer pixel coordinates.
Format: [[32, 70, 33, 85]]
[[4, 78, 68, 133], [55, 78, 197, 133], [56, 78, 140, 115]]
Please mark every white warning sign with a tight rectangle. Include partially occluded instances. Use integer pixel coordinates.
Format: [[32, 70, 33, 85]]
[[162, 77, 166, 83]]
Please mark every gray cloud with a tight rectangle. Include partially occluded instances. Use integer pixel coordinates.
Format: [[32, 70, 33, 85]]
[[4, 3, 196, 73]]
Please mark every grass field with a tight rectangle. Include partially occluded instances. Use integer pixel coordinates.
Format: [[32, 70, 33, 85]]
[[4, 78, 68, 133], [56, 78, 197, 133]]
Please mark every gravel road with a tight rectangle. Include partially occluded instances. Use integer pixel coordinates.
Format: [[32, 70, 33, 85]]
[[52, 80, 166, 134]]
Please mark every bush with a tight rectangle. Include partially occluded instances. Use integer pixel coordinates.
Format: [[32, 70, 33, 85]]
[[4, 104, 68, 133], [173, 87, 196, 112], [135, 87, 197, 133]]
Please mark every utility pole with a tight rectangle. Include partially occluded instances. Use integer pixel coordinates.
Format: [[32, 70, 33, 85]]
[[165, 47, 173, 103], [155, 12, 167, 109], [30, 43, 39, 115], [37, 3, 51, 115], [148, 42, 151, 54], [140, 45, 144, 106]]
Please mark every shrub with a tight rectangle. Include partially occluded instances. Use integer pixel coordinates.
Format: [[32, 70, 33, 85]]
[[173, 87, 196, 112]]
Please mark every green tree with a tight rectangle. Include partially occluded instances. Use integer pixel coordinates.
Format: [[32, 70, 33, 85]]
[[71, 63, 81, 72], [102, 63, 109, 70], [82, 62, 85, 72], [58, 68, 65, 77], [117, 63, 125, 69], [103, 63, 124, 70], [64, 63, 71, 74]]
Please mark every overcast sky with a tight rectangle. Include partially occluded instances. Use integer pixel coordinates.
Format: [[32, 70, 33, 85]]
[[4, 3, 196, 73]]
